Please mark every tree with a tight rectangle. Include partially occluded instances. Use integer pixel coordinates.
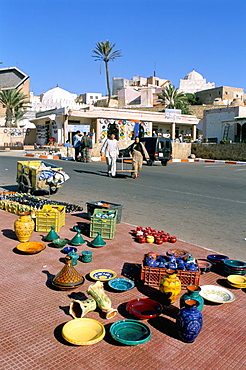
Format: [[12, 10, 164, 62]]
[[92, 40, 122, 107], [157, 84, 190, 114], [0, 88, 30, 127], [185, 92, 200, 105]]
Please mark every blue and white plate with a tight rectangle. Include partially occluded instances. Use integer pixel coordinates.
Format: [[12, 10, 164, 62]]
[[89, 269, 117, 281]]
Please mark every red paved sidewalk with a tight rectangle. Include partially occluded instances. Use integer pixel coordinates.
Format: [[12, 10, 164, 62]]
[[0, 210, 245, 370]]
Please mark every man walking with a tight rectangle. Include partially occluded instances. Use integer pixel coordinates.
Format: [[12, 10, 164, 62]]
[[100, 133, 119, 177], [80, 132, 92, 162], [73, 130, 82, 161]]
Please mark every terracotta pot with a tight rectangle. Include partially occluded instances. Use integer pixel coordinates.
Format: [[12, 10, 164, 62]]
[[14, 212, 35, 242]]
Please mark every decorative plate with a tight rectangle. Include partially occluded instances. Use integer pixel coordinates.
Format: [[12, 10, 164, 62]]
[[110, 319, 152, 346], [62, 318, 105, 346], [16, 242, 46, 254], [126, 298, 163, 319], [89, 269, 117, 281], [200, 285, 235, 304], [108, 278, 135, 291]]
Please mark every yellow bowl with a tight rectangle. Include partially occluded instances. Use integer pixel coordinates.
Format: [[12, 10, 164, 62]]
[[227, 275, 246, 285], [16, 241, 46, 254], [62, 318, 105, 346]]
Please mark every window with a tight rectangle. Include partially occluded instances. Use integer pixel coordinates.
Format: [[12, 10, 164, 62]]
[[90, 96, 93, 99], [95, 96, 98, 99]]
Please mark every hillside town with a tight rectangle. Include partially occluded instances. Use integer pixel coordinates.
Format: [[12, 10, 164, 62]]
[[1, 66, 246, 160]]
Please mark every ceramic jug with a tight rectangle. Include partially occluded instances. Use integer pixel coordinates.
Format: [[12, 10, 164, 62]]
[[176, 299, 203, 343], [159, 269, 181, 304], [180, 284, 204, 312], [14, 212, 35, 242]]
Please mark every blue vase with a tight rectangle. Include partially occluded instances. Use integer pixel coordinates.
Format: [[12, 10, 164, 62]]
[[176, 299, 203, 343], [180, 285, 204, 312]]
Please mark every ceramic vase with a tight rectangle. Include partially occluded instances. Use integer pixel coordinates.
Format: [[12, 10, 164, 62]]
[[176, 299, 203, 343], [14, 212, 35, 242], [159, 269, 181, 304], [69, 298, 97, 318], [87, 281, 118, 319], [180, 284, 204, 312]]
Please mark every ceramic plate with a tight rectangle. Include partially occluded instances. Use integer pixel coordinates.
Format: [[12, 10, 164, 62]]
[[200, 285, 235, 304], [126, 298, 163, 319], [108, 278, 135, 291], [89, 269, 117, 281], [110, 319, 152, 345], [16, 242, 46, 254], [62, 318, 105, 346]]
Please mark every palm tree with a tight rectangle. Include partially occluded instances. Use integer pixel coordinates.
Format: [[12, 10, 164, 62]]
[[0, 88, 30, 127], [92, 40, 122, 107], [157, 84, 188, 111]]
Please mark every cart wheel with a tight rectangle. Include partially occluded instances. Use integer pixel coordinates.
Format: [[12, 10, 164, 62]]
[[18, 174, 31, 193]]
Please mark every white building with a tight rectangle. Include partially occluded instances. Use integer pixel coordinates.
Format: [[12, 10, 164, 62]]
[[179, 70, 215, 94]]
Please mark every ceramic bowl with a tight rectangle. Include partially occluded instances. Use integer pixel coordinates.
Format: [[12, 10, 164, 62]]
[[227, 275, 246, 288], [207, 254, 229, 264], [223, 259, 246, 270], [108, 278, 135, 291], [110, 319, 152, 345], [52, 238, 68, 248], [62, 318, 105, 346], [126, 298, 163, 320], [166, 249, 189, 259], [16, 241, 46, 254], [197, 259, 212, 274], [62, 246, 78, 254], [224, 266, 246, 276]]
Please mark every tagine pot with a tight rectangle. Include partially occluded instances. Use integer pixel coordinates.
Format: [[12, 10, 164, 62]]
[[52, 256, 84, 290], [176, 299, 203, 343], [14, 212, 35, 242], [159, 269, 181, 304], [180, 284, 204, 312]]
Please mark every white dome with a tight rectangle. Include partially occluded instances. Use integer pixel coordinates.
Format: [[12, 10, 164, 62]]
[[42, 87, 77, 103], [184, 70, 204, 81]]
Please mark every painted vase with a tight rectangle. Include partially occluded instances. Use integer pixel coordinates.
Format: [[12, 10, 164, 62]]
[[14, 212, 35, 242], [159, 269, 181, 304], [180, 285, 204, 312], [176, 299, 203, 343], [69, 298, 97, 318], [87, 281, 118, 319]]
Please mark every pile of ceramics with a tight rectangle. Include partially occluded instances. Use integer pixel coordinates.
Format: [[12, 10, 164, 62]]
[[133, 226, 177, 244], [145, 252, 198, 271], [207, 254, 246, 276]]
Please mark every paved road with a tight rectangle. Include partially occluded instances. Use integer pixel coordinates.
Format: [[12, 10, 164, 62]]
[[1, 153, 246, 260]]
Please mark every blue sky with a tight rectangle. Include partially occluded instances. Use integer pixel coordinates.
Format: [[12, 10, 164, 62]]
[[1, 0, 246, 96]]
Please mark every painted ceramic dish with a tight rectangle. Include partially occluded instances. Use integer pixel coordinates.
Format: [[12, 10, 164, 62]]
[[108, 278, 135, 291], [62, 246, 78, 254], [126, 298, 163, 319], [110, 319, 151, 346], [52, 238, 68, 248], [166, 249, 189, 259], [16, 241, 46, 254], [223, 259, 246, 270], [89, 269, 117, 281], [200, 285, 235, 304], [227, 275, 246, 289], [197, 259, 212, 274], [207, 254, 229, 264], [62, 318, 105, 346]]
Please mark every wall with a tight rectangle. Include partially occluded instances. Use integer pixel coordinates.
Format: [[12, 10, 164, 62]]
[[191, 143, 246, 161]]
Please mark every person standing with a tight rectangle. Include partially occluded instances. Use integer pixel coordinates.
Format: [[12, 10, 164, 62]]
[[129, 136, 150, 179], [73, 131, 82, 161], [80, 132, 92, 162], [100, 133, 119, 177]]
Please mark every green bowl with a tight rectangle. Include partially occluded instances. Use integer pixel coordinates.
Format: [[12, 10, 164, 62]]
[[52, 238, 68, 248], [110, 319, 151, 346]]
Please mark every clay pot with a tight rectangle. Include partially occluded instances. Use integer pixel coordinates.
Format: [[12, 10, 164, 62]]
[[14, 212, 35, 242]]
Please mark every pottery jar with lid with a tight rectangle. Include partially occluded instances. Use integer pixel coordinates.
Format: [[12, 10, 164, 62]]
[[14, 212, 35, 242]]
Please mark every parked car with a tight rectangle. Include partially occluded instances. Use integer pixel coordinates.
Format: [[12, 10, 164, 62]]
[[119, 136, 172, 166]]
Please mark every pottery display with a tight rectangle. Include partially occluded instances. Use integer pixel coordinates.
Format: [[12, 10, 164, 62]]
[[159, 269, 181, 303], [81, 250, 93, 263], [14, 212, 35, 242], [70, 231, 85, 246], [176, 299, 203, 343], [62, 318, 105, 346], [44, 226, 59, 242], [110, 319, 152, 346], [223, 259, 246, 276], [87, 281, 118, 319], [180, 284, 204, 312], [69, 298, 97, 318], [90, 231, 106, 247], [52, 255, 84, 290]]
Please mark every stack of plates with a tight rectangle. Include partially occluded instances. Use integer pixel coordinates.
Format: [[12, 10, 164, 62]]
[[227, 275, 246, 288], [223, 259, 246, 276]]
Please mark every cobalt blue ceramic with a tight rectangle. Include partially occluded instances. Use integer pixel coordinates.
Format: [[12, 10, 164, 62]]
[[176, 299, 203, 343]]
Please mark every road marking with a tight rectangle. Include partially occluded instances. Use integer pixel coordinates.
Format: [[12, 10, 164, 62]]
[[137, 184, 246, 204]]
